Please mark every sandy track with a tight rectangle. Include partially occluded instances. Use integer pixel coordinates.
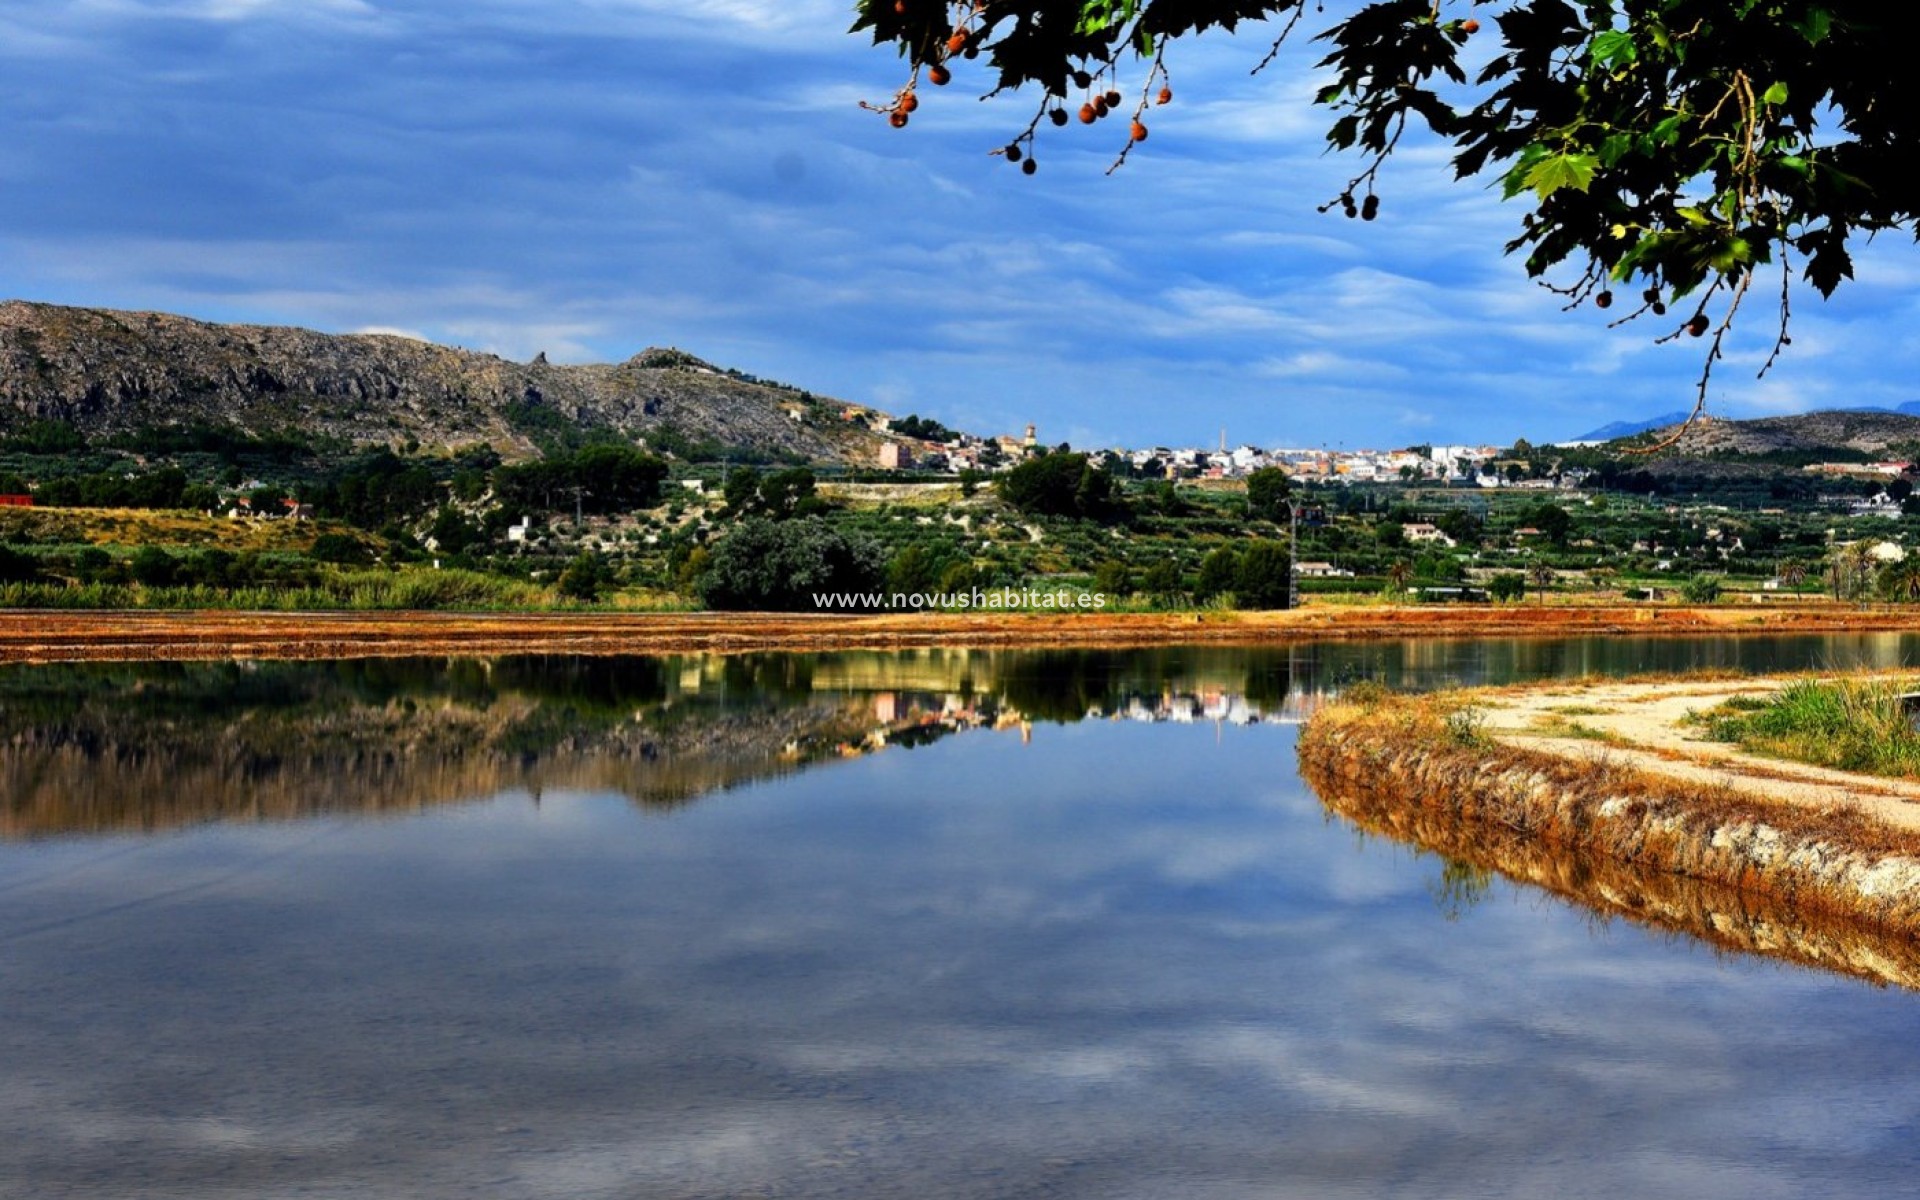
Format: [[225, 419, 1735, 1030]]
[[1488, 674, 1920, 833], [0, 602, 1918, 663]]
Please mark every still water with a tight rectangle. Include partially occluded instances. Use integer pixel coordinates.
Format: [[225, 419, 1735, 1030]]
[[5, 636, 1920, 1198]]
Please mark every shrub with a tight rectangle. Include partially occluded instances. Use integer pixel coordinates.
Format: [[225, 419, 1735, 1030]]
[[698, 517, 886, 611], [129, 546, 178, 587], [310, 532, 370, 565], [558, 552, 610, 602], [1680, 573, 1724, 604]]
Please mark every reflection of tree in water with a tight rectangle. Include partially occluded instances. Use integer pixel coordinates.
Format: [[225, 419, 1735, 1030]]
[[995, 650, 1124, 724], [1428, 858, 1494, 923], [1305, 755, 1920, 991], [0, 656, 870, 838], [0, 647, 1308, 839], [1241, 659, 1292, 710]]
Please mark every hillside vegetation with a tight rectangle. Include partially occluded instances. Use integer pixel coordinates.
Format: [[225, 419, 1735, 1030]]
[[0, 300, 878, 464]]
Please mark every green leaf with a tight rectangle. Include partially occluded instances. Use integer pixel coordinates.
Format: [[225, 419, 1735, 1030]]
[[1709, 237, 1753, 272], [1522, 152, 1597, 199], [1590, 30, 1636, 67], [1651, 113, 1685, 145], [1598, 132, 1634, 167], [1762, 80, 1788, 106]]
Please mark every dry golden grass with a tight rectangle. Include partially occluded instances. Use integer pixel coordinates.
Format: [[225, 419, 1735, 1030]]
[[0, 506, 342, 551], [1299, 692, 1920, 935]]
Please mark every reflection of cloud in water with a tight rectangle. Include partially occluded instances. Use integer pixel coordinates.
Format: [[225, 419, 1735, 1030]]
[[3, 649, 1920, 1196]]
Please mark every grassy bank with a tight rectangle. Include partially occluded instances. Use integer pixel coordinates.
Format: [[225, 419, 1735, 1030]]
[[1297, 689, 1920, 935], [1695, 678, 1920, 777]]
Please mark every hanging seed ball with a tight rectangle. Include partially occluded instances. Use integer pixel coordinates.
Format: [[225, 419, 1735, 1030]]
[[1596, 291, 1614, 309], [1022, 157, 1037, 175], [1049, 108, 1068, 126], [929, 63, 951, 85], [900, 93, 918, 113], [1687, 314, 1710, 337], [889, 110, 909, 128], [1361, 194, 1379, 220], [946, 31, 968, 54], [1005, 143, 1022, 163], [1078, 102, 1097, 124], [1104, 89, 1122, 108], [1129, 119, 1148, 142], [1093, 94, 1110, 117], [1156, 85, 1172, 105]]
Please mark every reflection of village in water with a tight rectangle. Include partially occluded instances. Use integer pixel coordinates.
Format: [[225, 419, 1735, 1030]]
[[12, 630, 1920, 841], [814, 647, 1326, 764], [11, 633, 1920, 837], [13, 639, 1920, 989], [0, 647, 1330, 838]]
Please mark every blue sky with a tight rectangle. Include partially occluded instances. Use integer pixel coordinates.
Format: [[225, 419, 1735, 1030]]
[[2, 1, 1916, 449]]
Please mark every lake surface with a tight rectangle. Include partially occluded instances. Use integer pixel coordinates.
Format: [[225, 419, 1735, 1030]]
[[5, 636, 1920, 1198]]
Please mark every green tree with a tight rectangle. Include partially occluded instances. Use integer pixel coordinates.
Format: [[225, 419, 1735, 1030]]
[[722, 466, 824, 520], [1489, 571, 1525, 603], [1233, 542, 1293, 609], [698, 517, 887, 611], [310, 532, 369, 565], [998, 450, 1123, 520], [856, 1, 1908, 414], [0, 543, 37, 584], [1523, 502, 1573, 547], [1092, 559, 1133, 600], [558, 551, 611, 602], [129, 546, 178, 587], [1194, 546, 1240, 601], [1142, 558, 1182, 602], [1244, 467, 1292, 523]]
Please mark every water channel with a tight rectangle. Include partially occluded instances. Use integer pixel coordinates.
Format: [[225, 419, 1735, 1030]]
[[4, 634, 1919, 1197]]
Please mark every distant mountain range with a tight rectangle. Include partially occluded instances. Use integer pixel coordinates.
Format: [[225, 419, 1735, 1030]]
[[1571, 411, 1698, 441]]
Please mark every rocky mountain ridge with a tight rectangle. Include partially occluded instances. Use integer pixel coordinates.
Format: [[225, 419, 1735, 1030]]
[[0, 300, 880, 462], [1644, 409, 1920, 457]]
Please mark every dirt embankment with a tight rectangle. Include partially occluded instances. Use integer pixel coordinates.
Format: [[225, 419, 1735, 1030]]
[[4, 602, 1920, 663], [1298, 683, 1920, 981]]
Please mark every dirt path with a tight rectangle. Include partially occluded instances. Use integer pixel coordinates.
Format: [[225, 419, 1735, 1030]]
[[2, 602, 1920, 663], [1485, 674, 1920, 834]]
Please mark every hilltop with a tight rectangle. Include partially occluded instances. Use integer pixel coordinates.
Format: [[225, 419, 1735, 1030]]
[[1646, 410, 1920, 457], [0, 300, 881, 463]]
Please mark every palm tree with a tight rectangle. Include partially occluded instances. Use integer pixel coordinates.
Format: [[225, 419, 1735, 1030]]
[[1527, 558, 1555, 604], [1386, 559, 1413, 594], [1881, 557, 1920, 604], [1830, 542, 1880, 603], [1778, 559, 1809, 596]]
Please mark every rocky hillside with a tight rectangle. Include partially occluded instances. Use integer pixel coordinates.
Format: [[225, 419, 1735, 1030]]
[[0, 300, 882, 463], [1650, 410, 1920, 457]]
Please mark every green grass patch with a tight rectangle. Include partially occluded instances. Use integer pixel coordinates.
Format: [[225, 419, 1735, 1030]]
[[1695, 679, 1920, 777]]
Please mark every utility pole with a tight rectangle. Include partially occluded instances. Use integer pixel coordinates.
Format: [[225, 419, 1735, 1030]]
[[1288, 498, 1300, 611]]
